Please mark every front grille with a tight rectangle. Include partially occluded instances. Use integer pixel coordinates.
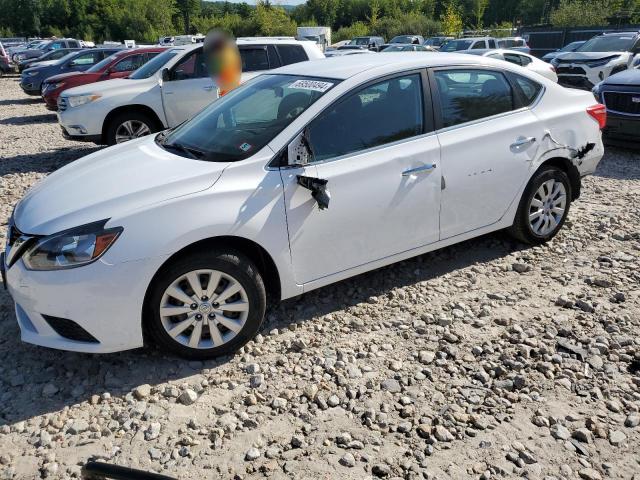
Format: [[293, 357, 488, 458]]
[[556, 66, 586, 75], [42, 315, 99, 343], [604, 92, 640, 116], [58, 97, 67, 112]]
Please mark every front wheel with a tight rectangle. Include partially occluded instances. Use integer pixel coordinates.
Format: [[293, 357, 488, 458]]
[[105, 111, 158, 146], [145, 250, 267, 359], [509, 166, 572, 244]]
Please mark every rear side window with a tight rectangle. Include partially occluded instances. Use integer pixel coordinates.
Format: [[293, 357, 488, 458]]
[[512, 74, 543, 106], [240, 47, 270, 72], [70, 51, 101, 66], [277, 45, 308, 65], [488, 39, 496, 48], [68, 41, 80, 48], [307, 73, 424, 162], [434, 69, 515, 128], [472, 41, 486, 49]]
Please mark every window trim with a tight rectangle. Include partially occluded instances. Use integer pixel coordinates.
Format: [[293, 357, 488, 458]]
[[269, 68, 435, 169], [427, 65, 542, 133]]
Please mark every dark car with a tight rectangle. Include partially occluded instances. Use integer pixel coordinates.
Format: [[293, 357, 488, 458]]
[[16, 47, 82, 72], [20, 48, 121, 95], [541, 41, 585, 63], [347, 36, 385, 51], [11, 38, 81, 63], [423, 36, 454, 49], [593, 68, 640, 148]]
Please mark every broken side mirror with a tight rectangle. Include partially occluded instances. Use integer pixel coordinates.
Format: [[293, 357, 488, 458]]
[[287, 130, 313, 167]]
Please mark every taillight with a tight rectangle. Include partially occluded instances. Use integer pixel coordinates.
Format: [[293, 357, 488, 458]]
[[587, 104, 607, 129]]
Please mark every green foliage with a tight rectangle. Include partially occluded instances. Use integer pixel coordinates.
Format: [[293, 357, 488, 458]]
[[334, 21, 369, 42], [550, 0, 614, 26], [440, 1, 463, 36], [373, 12, 442, 40], [471, 0, 489, 30]]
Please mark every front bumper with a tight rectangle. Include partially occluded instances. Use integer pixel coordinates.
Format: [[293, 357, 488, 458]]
[[20, 77, 42, 95], [57, 101, 105, 142], [4, 253, 164, 354], [603, 114, 640, 148]]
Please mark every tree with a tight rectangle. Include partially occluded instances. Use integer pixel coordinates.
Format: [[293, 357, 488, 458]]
[[440, 1, 463, 35], [550, 0, 613, 26], [471, 0, 489, 30], [175, 0, 199, 34]]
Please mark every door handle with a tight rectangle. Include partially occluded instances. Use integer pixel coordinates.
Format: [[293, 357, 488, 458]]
[[203, 85, 215, 91], [510, 136, 536, 149], [402, 164, 436, 177]]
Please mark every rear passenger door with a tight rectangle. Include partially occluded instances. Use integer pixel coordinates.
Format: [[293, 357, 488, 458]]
[[431, 68, 547, 239]]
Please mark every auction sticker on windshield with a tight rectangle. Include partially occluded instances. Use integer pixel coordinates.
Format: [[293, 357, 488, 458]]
[[289, 79, 334, 92]]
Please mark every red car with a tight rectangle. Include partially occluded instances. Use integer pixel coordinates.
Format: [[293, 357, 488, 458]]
[[42, 47, 165, 110]]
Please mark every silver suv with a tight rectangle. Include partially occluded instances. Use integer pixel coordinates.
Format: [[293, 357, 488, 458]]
[[552, 31, 640, 89]]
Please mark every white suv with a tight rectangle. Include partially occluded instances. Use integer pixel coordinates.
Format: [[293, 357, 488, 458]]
[[553, 31, 640, 89], [57, 39, 324, 145]]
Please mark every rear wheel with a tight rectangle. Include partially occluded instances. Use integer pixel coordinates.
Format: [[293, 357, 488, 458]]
[[105, 111, 158, 146], [145, 250, 266, 359], [509, 166, 571, 244]]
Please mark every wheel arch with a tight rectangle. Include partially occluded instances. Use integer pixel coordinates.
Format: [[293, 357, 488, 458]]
[[143, 235, 282, 315], [537, 156, 581, 200], [102, 104, 164, 143]]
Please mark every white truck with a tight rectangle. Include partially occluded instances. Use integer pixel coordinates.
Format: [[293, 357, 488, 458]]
[[57, 38, 325, 145], [297, 26, 331, 52]]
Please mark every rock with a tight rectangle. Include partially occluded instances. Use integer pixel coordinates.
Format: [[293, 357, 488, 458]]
[[419, 351, 435, 364], [573, 428, 592, 444], [134, 384, 152, 399], [144, 423, 161, 441], [67, 419, 89, 435], [372, 464, 391, 477], [380, 378, 401, 393], [609, 430, 626, 446], [178, 389, 198, 405], [339, 452, 356, 467], [624, 415, 640, 428], [433, 425, 455, 442], [550, 424, 571, 441], [245, 448, 261, 461], [327, 394, 340, 407], [512, 263, 531, 273], [578, 468, 602, 480]]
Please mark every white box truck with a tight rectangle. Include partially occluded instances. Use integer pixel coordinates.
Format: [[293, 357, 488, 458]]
[[297, 26, 331, 52]]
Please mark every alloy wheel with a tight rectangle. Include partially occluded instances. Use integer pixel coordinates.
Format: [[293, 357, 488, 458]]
[[159, 269, 249, 350], [114, 120, 151, 143], [528, 179, 567, 236]]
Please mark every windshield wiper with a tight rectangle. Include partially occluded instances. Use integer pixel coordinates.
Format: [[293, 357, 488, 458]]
[[162, 141, 206, 160]]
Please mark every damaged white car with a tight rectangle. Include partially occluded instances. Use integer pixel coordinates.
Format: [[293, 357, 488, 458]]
[[3, 53, 605, 359]]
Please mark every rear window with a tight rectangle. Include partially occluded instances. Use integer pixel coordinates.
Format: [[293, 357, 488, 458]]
[[512, 74, 543, 106], [277, 45, 308, 65]]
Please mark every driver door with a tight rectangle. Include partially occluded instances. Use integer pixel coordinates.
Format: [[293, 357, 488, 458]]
[[161, 48, 218, 128]]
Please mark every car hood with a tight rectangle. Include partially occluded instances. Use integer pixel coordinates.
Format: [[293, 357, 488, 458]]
[[45, 71, 99, 84], [63, 77, 145, 97], [602, 68, 640, 86], [27, 60, 59, 69], [555, 51, 628, 62], [14, 136, 228, 235]]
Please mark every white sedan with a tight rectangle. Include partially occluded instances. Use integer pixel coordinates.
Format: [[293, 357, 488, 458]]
[[3, 53, 605, 359], [465, 48, 559, 82]]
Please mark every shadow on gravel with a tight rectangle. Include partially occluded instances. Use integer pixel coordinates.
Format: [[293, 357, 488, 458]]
[[593, 147, 640, 180], [0, 231, 524, 426], [0, 97, 41, 106], [0, 113, 57, 125], [0, 146, 101, 176]]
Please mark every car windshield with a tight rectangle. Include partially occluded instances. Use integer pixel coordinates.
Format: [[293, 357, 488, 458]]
[[577, 35, 636, 52], [87, 53, 120, 73], [129, 49, 178, 79], [440, 39, 473, 51], [351, 38, 370, 45], [561, 42, 583, 52], [158, 74, 337, 162], [390, 36, 413, 44]]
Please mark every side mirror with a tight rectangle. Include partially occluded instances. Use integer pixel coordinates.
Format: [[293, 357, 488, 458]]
[[287, 130, 313, 166], [161, 68, 170, 82]]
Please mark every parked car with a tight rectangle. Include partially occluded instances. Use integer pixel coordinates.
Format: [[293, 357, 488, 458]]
[[324, 48, 376, 57], [423, 36, 454, 49], [497, 37, 530, 53], [381, 44, 435, 52], [3, 53, 605, 359], [16, 47, 82, 72], [42, 47, 166, 111], [6, 39, 46, 59], [347, 36, 385, 51], [593, 68, 640, 148], [389, 35, 424, 45], [552, 31, 640, 89], [0, 41, 11, 76], [20, 48, 122, 95], [57, 39, 325, 145], [541, 41, 585, 63], [440, 37, 498, 52], [12, 38, 82, 63], [464, 49, 558, 82]]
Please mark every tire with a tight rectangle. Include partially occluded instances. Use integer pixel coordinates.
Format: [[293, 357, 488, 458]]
[[508, 166, 572, 245], [145, 250, 267, 360], [105, 111, 158, 146]]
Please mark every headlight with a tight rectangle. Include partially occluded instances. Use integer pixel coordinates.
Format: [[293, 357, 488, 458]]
[[26, 70, 39, 76], [22, 221, 122, 271], [591, 84, 601, 102], [587, 55, 620, 68], [67, 94, 101, 108], [16, 54, 26, 61]]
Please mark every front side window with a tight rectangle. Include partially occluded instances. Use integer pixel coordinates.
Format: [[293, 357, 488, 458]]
[[70, 51, 99, 66], [159, 74, 337, 162], [435, 69, 515, 128], [129, 49, 179, 79], [240, 47, 270, 72], [307, 73, 424, 162], [171, 49, 207, 80], [113, 54, 145, 72]]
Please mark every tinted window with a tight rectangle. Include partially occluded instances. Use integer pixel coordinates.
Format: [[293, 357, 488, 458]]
[[267, 45, 281, 68], [277, 45, 308, 65], [49, 41, 65, 50], [471, 41, 486, 49], [307, 74, 424, 162], [171, 49, 207, 80], [129, 49, 178, 79], [435, 69, 514, 128], [488, 39, 497, 48], [578, 35, 636, 52], [513, 75, 542, 106], [113, 54, 146, 72], [69, 51, 100, 66], [68, 40, 80, 48], [240, 47, 269, 72]]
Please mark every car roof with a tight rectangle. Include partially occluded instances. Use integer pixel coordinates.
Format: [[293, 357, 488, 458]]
[[274, 52, 507, 80], [113, 47, 166, 56], [599, 31, 640, 36]]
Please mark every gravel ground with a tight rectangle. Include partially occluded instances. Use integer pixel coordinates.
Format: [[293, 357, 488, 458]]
[[0, 74, 639, 480]]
